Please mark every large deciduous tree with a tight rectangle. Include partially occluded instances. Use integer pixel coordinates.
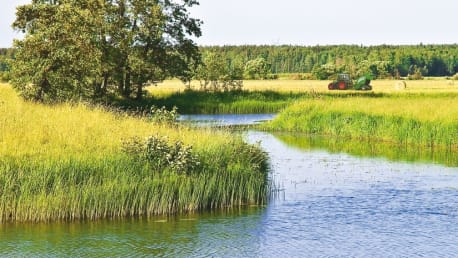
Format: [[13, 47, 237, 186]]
[[11, 0, 201, 102]]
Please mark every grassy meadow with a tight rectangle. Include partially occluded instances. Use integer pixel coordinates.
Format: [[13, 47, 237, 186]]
[[147, 79, 458, 150], [149, 78, 458, 94], [126, 78, 458, 115], [0, 84, 269, 222]]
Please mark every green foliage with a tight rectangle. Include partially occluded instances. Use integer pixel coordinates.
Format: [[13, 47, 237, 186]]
[[149, 106, 179, 124], [201, 45, 458, 78], [244, 57, 270, 79], [195, 52, 243, 92], [311, 63, 337, 79], [0, 55, 11, 82], [122, 135, 200, 174], [0, 72, 10, 82], [115, 89, 305, 114], [11, 2, 102, 102], [11, 0, 201, 102], [264, 95, 458, 149], [407, 65, 425, 80]]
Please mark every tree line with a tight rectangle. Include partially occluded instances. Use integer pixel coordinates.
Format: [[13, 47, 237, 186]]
[[201, 44, 458, 79], [4, 43, 457, 89], [4, 44, 458, 82]]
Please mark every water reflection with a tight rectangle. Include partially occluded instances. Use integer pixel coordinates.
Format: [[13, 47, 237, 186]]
[[178, 113, 276, 126], [273, 132, 458, 167], [246, 131, 458, 257], [1, 128, 458, 257], [0, 207, 266, 257]]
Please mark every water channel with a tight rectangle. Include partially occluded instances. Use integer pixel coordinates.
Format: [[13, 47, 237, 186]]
[[1, 114, 457, 257]]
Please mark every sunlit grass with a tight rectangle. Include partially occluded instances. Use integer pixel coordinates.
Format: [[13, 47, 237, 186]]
[[141, 79, 458, 115], [0, 84, 269, 222], [264, 95, 458, 149], [149, 78, 458, 94]]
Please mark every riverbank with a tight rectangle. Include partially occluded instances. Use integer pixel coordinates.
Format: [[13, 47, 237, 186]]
[[112, 79, 458, 115], [263, 94, 458, 149], [114, 89, 303, 114], [0, 85, 269, 222]]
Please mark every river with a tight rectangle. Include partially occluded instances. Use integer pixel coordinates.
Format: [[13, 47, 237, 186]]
[[1, 114, 457, 257]]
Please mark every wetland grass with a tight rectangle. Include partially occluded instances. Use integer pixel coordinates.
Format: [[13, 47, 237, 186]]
[[116, 88, 304, 114], [263, 95, 458, 149], [0, 84, 269, 222]]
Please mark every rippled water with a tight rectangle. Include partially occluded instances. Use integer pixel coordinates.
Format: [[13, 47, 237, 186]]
[[246, 131, 458, 257], [1, 115, 457, 257], [178, 113, 276, 126]]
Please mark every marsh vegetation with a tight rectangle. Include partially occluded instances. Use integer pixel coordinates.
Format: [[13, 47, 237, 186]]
[[0, 84, 268, 222]]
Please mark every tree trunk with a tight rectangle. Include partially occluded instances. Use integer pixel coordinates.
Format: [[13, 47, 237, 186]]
[[118, 77, 124, 95], [123, 69, 131, 97], [101, 73, 108, 96], [94, 79, 101, 96], [136, 83, 142, 100]]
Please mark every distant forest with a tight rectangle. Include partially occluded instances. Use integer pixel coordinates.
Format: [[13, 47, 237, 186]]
[[201, 44, 458, 79], [2, 44, 458, 80]]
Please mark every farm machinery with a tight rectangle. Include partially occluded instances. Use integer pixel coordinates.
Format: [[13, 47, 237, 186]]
[[328, 73, 373, 90]]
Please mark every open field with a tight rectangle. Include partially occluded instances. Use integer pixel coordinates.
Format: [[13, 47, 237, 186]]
[[0, 84, 268, 222], [139, 79, 458, 115], [149, 78, 458, 94]]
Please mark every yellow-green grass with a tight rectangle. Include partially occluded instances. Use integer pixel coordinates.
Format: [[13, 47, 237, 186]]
[[0, 84, 269, 222], [263, 95, 458, 149], [149, 78, 458, 94], [140, 79, 458, 115]]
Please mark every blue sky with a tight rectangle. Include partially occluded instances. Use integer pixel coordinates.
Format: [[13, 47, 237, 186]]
[[2, 0, 457, 47]]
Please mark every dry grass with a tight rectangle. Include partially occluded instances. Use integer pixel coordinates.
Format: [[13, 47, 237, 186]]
[[149, 78, 458, 95]]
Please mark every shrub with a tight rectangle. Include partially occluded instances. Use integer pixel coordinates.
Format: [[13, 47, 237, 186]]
[[149, 105, 178, 125], [122, 135, 200, 174]]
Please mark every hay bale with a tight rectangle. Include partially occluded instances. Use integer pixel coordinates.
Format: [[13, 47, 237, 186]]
[[394, 81, 406, 90]]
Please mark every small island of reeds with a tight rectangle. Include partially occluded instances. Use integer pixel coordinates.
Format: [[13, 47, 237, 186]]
[[0, 84, 269, 222]]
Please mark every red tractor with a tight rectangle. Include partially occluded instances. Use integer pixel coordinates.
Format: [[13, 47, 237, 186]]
[[328, 73, 373, 90]]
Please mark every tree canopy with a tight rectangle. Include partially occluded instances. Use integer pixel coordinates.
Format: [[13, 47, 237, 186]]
[[11, 0, 201, 102], [194, 51, 243, 91], [202, 45, 458, 79]]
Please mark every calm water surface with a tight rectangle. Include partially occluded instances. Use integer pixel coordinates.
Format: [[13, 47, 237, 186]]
[[1, 115, 457, 257], [178, 113, 276, 126]]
